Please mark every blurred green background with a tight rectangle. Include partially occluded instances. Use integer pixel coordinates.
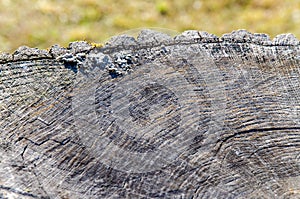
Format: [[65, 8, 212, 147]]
[[1, 0, 300, 52]]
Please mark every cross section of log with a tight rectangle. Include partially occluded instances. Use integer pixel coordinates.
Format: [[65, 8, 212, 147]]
[[1, 30, 300, 198]]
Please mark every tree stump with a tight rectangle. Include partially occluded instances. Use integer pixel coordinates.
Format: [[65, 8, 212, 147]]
[[1, 30, 300, 198]]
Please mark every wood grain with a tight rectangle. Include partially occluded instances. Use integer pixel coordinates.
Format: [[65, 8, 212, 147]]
[[1, 30, 300, 198]]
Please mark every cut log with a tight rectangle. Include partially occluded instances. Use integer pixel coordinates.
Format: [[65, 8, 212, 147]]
[[1, 29, 300, 198]]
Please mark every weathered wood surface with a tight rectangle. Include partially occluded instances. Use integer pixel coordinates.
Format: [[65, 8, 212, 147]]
[[1, 29, 300, 198]]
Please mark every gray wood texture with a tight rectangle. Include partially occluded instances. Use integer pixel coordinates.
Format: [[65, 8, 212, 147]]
[[1, 29, 300, 198]]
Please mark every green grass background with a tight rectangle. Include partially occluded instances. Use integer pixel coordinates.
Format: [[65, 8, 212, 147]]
[[1, 0, 300, 52]]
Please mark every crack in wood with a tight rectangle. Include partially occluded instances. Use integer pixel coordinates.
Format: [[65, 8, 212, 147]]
[[216, 127, 300, 155]]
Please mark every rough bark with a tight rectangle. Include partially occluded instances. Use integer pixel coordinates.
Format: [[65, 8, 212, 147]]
[[1, 29, 300, 198]]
